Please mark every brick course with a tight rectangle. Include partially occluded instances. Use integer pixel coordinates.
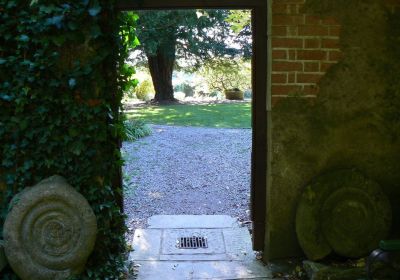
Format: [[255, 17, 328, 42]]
[[271, 0, 342, 101]]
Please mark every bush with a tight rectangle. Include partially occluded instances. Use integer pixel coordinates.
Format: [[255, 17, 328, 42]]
[[135, 79, 155, 100], [123, 120, 152, 141], [225, 89, 244, 100], [174, 83, 195, 97], [174, 91, 186, 100], [198, 58, 251, 93], [244, 90, 252, 99]]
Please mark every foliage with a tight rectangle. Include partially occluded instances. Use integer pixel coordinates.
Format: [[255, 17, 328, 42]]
[[225, 89, 244, 100], [133, 9, 251, 67], [0, 1, 139, 278], [127, 10, 252, 100], [126, 103, 251, 128], [174, 83, 195, 97], [123, 119, 152, 142], [199, 58, 251, 92], [135, 79, 155, 101], [226, 10, 251, 35]]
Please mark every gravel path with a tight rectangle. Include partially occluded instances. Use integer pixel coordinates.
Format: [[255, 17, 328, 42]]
[[122, 125, 252, 231]]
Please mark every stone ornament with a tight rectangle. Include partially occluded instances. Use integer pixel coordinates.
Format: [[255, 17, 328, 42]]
[[3, 175, 97, 279], [296, 169, 392, 260]]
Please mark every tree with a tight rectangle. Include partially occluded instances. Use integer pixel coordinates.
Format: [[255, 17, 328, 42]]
[[199, 58, 251, 92], [226, 10, 252, 35], [130, 10, 251, 101]]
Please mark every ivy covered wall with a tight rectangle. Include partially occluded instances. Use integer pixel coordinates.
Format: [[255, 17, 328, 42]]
[[0, 1, 137, 278]]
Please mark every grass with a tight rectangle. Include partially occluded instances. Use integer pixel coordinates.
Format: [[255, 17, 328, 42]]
[[123, 119, 152, 142], [125, 102, 251, 128]]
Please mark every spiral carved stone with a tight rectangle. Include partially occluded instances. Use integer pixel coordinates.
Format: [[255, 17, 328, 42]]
[[296, 170, 392, 260], [3, 176, 97, 280]]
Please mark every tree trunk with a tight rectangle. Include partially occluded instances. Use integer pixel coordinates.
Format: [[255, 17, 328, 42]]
[[147, 46, 176, 101]]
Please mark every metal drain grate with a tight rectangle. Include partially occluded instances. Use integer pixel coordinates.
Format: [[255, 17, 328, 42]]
[[177, 236, 208, 249]]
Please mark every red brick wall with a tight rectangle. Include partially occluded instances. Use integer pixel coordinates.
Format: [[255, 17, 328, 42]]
[[270, 0, 342, 105]]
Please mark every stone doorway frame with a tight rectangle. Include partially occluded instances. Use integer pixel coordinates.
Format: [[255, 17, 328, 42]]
[[116, 0, 268, 251]]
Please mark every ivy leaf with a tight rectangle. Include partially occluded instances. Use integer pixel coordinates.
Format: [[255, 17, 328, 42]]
[[6, 1, 17, 8], [19, 35, 30, 42], [0, 94, 13, 102], [0, 58, 6, 65], [132, 36, 140, 47], [131, 13, 139, 21], [68, 128, 79, 137], [67, 21, 78, 31], [52, 35, 66, 46], [69, 78, 77, 88], [89, 25, 102, 38], [61, 3, 71, 10], [46, 15, 64, 29], [40, 5, 57, 14], [88, 5, 102, 17]]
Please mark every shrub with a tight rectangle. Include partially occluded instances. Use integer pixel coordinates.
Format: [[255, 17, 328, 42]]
[[174, 91, 186, 100], [198, 58, 251, 93], [174, 83, 195, 97], [123, 120, 152, 142], [244, 90, 252, 99], [225, 88, 244, 100], [135, 79, 155, 101]]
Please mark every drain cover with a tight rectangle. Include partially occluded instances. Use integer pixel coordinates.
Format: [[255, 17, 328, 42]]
[[177, 236, 208, 249]]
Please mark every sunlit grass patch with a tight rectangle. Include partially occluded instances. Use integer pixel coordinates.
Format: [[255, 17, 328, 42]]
[[125, 102, 251, 128]]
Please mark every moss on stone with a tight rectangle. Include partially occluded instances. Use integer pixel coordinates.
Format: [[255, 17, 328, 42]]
[[296, 170, 391, 260], [267, 0, 400, 259]]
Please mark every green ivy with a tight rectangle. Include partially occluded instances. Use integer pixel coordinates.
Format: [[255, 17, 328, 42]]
[[0, 1, 139, 278]]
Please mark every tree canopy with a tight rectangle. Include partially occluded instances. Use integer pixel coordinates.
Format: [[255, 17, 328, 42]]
[[129, 10, 251, 101], [199, 58, 251, 92]]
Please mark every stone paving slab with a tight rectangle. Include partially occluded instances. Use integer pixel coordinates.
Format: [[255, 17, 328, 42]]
[[223, 228, 254, 262], [129, 229, 162, 261], [131, 261, 195, 280], [132, 260, 275, 280], [131, 215, 274, 279], [191, 261, 274, 279], [130, 228, 257, 262], [162, 229, 225, 255], [148, 215, 239, 229], [159, 254, 229, 261]]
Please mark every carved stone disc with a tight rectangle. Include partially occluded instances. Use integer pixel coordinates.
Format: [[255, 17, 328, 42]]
[[3, 176, 97, 280]]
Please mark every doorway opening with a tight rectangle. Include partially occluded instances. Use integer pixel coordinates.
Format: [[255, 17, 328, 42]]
[[117, 0, 267, 255], [122, 7, 254, 231]]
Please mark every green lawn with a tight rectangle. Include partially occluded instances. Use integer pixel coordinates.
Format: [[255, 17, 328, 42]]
[[125, 102, 251, 128]]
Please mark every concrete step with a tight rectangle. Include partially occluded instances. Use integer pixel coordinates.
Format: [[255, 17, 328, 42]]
[[130, 227, 254, 261], [131, 260, 274, 280], [130, 215, 274, 280], [147, 215, 240, 229]]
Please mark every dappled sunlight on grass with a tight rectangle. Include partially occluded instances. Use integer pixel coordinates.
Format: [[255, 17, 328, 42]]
[[126, 103, 251, 128]]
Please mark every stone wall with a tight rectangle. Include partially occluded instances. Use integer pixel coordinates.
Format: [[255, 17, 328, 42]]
[[265, 0, 400, 260]]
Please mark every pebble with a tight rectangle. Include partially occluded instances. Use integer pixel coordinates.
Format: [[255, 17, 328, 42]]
[[123, 125, 252, 233]]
